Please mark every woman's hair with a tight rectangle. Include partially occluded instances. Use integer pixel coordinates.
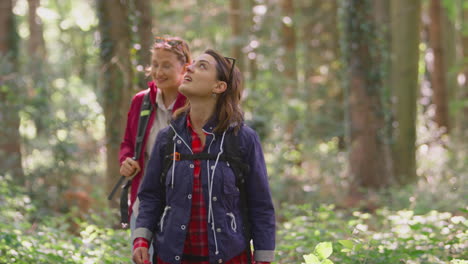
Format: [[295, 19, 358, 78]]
[[146, 36, 191, 76], [175, 49, 244, 133]]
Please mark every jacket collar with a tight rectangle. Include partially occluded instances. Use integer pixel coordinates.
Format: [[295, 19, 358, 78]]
[[171, 111, 219, 135], [147, 81, 158, 105]]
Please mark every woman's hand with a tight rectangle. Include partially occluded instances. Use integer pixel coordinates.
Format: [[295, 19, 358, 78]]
[[132, 246, 151, 264], [120, 157, 141, 178]]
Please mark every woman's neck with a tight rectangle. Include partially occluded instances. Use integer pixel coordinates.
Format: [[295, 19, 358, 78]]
[[189, 99, 216, 133], [160, 88, 179, 108]]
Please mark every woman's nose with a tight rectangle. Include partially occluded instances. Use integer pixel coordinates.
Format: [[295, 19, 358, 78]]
[[155, 68, 163, 77], [186, 63, 194, 72]]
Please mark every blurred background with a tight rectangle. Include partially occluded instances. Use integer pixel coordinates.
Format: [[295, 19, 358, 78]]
[[0, 0, 467, 263]]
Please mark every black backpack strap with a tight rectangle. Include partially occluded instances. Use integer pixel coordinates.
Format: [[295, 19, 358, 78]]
[[223, 130, 252, 262], [120, 91, 154, 225], [160, 128, 176, 185]]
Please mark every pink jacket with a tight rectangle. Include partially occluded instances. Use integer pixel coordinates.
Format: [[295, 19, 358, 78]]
[[119, 81, 186, 218]]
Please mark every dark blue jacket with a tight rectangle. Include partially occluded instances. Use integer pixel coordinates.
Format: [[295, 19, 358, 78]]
[[133, 113, 276, 263]]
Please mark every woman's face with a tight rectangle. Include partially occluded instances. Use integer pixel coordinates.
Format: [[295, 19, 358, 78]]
[[150, 49, 186, 92], [179, 53, 221, 98]]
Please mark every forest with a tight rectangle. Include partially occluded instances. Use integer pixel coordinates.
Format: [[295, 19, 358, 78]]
[[0, 0, 467, 263]]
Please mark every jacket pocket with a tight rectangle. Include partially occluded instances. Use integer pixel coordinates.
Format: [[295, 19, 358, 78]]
[[222, 165, 240, 195]]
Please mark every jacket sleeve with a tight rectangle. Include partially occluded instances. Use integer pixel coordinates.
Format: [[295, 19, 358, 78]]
[[119, 95, 140, 165], [132, 128, 169, 242], [242, 126, 276, 262]]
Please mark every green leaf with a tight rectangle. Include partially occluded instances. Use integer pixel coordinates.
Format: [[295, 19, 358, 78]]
[[338, 240, 354, 249], [321, 259, 334, 264], [314, 242, 333, 260], [303, 254, 321, 264]]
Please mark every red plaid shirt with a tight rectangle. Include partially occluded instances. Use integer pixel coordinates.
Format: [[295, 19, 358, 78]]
[[134, 116, 269, 264]]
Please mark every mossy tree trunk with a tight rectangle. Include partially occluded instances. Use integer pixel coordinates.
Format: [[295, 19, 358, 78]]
[[390, 0, 421, 185], [0, 0, 25, 184], [341, 0, 391, 189], [429, 0, 450, 132], [97, 0, 133, 208], [134, 0, 153, 90]]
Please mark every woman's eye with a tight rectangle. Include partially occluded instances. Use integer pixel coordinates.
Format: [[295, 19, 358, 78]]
[[200, 63, 206, 69]]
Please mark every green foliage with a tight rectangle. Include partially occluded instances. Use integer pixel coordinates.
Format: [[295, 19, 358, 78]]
[[277, 203, 468, 263], [0, 175, 130, 264], [303, 242, 334, 264]]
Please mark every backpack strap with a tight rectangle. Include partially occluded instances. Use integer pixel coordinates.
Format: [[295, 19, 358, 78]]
[[120, 91, 154, 225], [160, 128, 176, 185], [223, 130, 252, 262]]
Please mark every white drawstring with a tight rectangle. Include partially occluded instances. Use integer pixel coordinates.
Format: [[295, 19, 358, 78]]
[[160, 206, 171, 232], [171, 136, 176, 188], [226, 212, 237, 232], [169, 125, 193, 189], [205, 130, 227, 255]]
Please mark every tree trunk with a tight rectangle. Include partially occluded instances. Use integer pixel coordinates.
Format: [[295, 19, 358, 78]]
[[27, 0, 46, 59], [458, 6, 468, 140], [134, 0, 153, 90], [0, 0, 25, 183], [341, 0, 390, 189], [229, 0, 243, 71], [429, 0, 450, 132], [27, 0, 50, 136], [97, 0, 133, 207], [280, 0, 297, 99], [280, 0, 298, 148], [247, 0, 257, 90], [440, 4, 457, 136], [390, 0, 421, 185]]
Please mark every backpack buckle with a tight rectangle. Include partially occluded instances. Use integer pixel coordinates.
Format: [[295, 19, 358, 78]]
[[171, 152, 180, 161]]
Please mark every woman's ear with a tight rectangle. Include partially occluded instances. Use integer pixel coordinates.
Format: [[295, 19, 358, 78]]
[[213, 81, 227, 95]]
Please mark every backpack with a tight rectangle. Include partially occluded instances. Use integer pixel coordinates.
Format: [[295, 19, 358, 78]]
[[108, 91, 154, 226]]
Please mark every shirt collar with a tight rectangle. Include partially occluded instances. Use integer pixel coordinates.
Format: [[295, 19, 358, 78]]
[[155, 89, 176, 111]]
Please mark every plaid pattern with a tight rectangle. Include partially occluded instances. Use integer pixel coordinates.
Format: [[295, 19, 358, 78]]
[[155, 116, 267, 264]]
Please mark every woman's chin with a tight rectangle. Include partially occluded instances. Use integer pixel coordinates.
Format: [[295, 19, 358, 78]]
[[178, 84, 190, 95]]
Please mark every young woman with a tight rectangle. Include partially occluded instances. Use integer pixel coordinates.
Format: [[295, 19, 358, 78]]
[[132, 49, 276, 264], [119, 36, 191, 261]]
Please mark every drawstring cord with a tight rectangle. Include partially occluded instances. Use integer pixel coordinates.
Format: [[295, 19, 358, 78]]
[[168, 125, 193, 189], [206, 130, 227, 255], [171, 134, 177, 188], [226, 212, 237, 232]]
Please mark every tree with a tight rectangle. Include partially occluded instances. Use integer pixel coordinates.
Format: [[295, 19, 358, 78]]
[[247, 0, 258, 91], [458, 4, 468, 142], [441, 3, 457, 132], [134, 0, 153, 90], [229, 0, 244, 71], [0, 0, 25, 183], [280, 0, 299, 150], [429, 0, 450, 132], [27, 0, 50, 136], [280, 0, 297, 99], [390, 0, 422, 185], [341, 0, 390, 189], [96, 0, 133, 206]]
